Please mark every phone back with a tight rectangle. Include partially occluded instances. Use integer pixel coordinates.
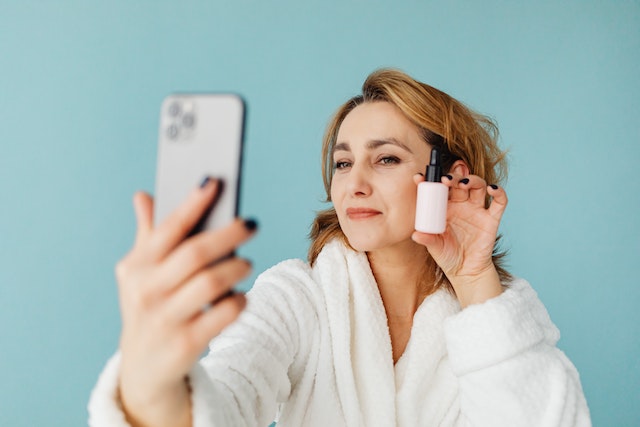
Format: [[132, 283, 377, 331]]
[[154, 94, 245, 231]]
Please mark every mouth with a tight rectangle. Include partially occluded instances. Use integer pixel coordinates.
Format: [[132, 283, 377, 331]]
[[346, 207, 382, 220]]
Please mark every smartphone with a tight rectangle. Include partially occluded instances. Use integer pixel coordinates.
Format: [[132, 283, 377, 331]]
[[154, 93, 246, 234]]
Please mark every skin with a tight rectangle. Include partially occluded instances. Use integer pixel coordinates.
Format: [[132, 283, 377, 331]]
[[117, 180, 256, 427], [116, 100, 508, 425], [331, 102, 506, 362]]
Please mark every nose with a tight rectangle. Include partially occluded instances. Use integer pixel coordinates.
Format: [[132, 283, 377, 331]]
[[346, 162, 372, 197]]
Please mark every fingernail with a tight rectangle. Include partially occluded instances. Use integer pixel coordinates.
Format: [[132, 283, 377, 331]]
[[445, 174, 453, 180], [199, 176, 212, 188], [243, 218, 258, 231], [211, 289, 236, 306], [490, 184, 499, 190], [459, 178, 470, 185]]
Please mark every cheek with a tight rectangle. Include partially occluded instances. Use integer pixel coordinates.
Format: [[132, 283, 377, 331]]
[[330, 177, 344, 205], [389, 180, 418, 218], [330, 181, 349, 229], [390, 177, 416, 199], [330, 182, 338, 205]]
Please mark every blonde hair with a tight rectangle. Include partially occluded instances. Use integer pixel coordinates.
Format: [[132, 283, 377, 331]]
[[309, 68, 511, 294]]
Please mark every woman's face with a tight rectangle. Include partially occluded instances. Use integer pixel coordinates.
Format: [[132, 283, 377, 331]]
[[331, 101, 431, 252]]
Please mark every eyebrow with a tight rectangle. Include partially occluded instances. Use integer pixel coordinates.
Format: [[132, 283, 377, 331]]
[[333, 138, 414, 154]]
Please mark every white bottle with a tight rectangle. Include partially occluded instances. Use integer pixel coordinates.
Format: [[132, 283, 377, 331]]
[[415, 148, 448, 234]]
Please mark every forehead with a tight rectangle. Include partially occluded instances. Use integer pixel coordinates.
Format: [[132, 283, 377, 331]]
[[336, 101, 423, 146]]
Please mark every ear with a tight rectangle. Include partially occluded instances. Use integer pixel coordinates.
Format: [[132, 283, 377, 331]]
[[448, 159, 470, 176]]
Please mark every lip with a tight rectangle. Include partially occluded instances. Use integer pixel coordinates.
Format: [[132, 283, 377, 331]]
[[346, 207, 382, 220]]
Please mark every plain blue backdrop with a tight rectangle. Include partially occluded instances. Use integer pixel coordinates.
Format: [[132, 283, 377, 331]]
[[1, 1, 638, 425]]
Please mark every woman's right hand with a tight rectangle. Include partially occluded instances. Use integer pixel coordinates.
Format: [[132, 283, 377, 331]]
[[116, 178, 256, 427]]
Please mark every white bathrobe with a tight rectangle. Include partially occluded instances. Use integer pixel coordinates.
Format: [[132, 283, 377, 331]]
[[89, 239, 591, 426]]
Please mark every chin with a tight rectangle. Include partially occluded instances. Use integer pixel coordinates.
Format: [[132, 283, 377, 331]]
[[340, 232, 375, 252], [343, 232, 410, 253], [343, 230, 416, 252]]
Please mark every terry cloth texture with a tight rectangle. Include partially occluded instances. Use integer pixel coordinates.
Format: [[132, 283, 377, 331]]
[[89, 239, 591, 426]]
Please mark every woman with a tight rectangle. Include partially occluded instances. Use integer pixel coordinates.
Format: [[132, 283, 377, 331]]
[[89, 69, 591, 426]]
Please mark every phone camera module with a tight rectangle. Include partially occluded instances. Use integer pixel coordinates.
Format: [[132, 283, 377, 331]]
[[165, 98, 196, 142]]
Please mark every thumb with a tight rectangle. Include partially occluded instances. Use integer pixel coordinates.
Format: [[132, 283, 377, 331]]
[[133, 191, 154, 244], [411, 230, 444, 257]]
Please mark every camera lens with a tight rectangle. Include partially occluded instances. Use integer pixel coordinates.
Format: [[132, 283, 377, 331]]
[[167, 102, 181, 117], [182, 113, 195, 128], [166, 124, 179, 139]]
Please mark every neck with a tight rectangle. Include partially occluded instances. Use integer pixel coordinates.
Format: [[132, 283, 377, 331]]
[[366, 239, 432, 321]]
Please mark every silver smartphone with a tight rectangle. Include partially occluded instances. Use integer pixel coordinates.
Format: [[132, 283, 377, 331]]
[[154, 94, 246, 234]]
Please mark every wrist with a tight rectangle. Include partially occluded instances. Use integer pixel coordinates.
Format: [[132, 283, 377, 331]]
[[449, 265, 503, 309], [119, 377, 192, 427]]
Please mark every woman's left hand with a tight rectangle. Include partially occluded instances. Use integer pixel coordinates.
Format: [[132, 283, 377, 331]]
[[412, 173, 508, 308]]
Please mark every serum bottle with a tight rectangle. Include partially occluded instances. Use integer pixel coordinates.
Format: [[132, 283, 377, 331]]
[[415, 148, 448, 234]]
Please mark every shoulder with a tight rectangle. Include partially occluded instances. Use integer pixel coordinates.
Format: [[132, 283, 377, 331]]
[[251, 239, 350, 292], [247, 256, 321, 316], [247, 240, 351, 310], [250, 258, 314, 299]]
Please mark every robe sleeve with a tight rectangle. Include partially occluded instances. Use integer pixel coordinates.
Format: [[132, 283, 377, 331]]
[[443, 278, 591, 427], [88, 259, 316, 427]]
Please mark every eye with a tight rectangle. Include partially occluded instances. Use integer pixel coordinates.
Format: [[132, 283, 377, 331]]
[[378, 156, 400, 165], [334, 160, 352, 170]]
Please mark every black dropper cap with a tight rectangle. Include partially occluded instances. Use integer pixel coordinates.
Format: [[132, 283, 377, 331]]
[[425, 148, 443, 182]]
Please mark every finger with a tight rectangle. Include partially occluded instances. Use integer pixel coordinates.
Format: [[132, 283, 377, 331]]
[[487, 184, 508, 220], [440, 174, 454, 187], [412, 230, 442, 247], [133, 191, 154, 244], [156, 218, 258, 294], [149, 178, 220, 260], [186, 292, 247, 350], [165, 257, 252, 322], [447, 173, 469, 202], [464, 175, 488, 206], [413, 173, 424, 185], [411, 231, 446, 260]]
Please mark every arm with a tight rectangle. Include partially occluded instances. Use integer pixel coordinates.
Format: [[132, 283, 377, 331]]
[[412, 172, 506, 308], [444, 279, 591, 426], [412, 172, 590, 425], [89, 180, 255, 427], [89, 259, 314, 427]]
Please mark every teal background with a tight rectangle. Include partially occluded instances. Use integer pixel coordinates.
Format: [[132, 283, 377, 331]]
[[1, 1, 638, 425]]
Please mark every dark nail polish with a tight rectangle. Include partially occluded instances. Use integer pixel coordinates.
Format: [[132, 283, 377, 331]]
[[490, 184, 499, 190], [243, 218, 258, 231], [460, 178, 470, 185], [445, 174, 453, 180], [199, 176, 212, 188], [211, 289, 235, 305]]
